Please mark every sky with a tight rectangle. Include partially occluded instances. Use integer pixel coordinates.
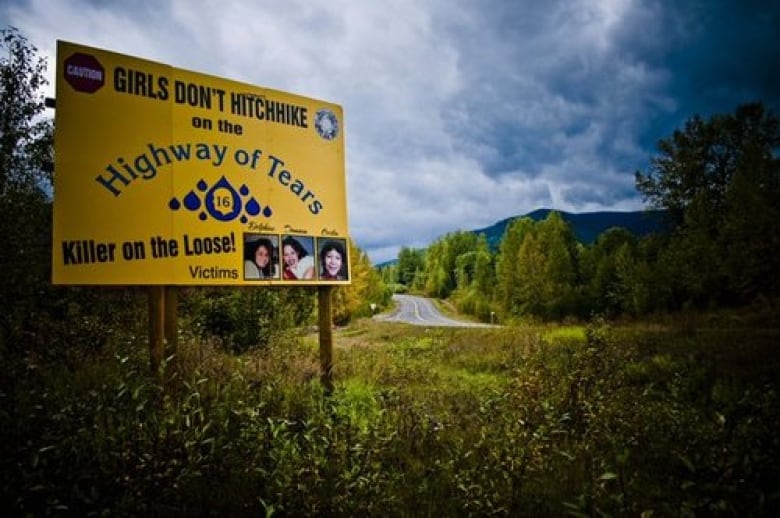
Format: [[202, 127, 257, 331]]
[[4, 0, 779, 263]]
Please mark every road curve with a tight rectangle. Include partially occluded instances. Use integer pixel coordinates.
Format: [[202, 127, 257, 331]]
[[374, 294, 493, 327]]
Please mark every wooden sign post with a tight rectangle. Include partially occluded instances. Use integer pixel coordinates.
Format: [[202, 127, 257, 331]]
[[318, 286, 334, 395], [150, 286, 333, 394], [148, 286, 178, 381]]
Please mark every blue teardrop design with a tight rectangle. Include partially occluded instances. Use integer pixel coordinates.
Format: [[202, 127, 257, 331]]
[[204, 176, 241, 221], [183, 191, 201, 211], [245, 198, 261, 216], [197, 179, 208, 192], [263, 206, 273, 217], [169, 198, 181, 210]]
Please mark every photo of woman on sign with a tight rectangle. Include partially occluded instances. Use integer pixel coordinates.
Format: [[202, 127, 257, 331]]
[[318, 239, 348, 280], [244, 234, 279, 280], [281, 235, 314, 280]]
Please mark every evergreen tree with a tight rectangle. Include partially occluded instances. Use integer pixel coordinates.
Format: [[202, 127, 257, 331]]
[[583, 227, 637, 316], [495, 217, 534, 317], [516, 227, 545, 316], [536, 212, 580, 318]]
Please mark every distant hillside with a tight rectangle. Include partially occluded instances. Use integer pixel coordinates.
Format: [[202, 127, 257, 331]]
[[375, 208, 671, 267], [473, 208, 671, 250]]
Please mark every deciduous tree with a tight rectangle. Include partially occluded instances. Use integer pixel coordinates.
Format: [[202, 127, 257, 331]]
[[635, 102, 780, 305], [0, 27, 53, 346], [1, 27, 51, 194]]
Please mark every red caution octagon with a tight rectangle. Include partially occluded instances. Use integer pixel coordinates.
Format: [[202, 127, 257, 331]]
[[64, 53, 105, 94]]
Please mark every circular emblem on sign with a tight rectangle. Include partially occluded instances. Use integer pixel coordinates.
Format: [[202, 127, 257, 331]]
[[314, 109, 339, 140]]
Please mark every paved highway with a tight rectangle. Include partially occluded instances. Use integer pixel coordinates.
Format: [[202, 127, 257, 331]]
[[375, 294, 494, 327]]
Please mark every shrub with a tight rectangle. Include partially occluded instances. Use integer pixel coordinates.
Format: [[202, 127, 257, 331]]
[[181, 286, 315, 353]]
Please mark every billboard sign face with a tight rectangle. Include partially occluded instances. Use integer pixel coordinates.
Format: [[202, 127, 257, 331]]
[[53, 41, 349, 285]]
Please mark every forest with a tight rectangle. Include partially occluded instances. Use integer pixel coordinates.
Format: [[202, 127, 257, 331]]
[[385, 98, 780, 322], [2, 27, 779, 515]]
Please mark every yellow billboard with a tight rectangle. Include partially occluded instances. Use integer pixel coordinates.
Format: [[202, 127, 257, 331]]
[[52, 41, 349, 285]]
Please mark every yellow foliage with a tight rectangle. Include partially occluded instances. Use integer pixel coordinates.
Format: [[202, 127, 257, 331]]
[[330, 239, 387, 325]]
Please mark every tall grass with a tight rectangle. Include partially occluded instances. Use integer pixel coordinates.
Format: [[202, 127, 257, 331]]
[[2, 317, 778, 515]]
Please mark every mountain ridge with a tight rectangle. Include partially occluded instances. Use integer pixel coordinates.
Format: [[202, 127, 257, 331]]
[[473, 208, 670, 250], [375, 208, 671, 267]]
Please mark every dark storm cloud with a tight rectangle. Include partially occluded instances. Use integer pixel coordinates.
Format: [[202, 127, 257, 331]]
[[666, 1, 780, 108], [437, 1, 778, 205], [620, 0, 780, 149], [438, 0, 660, 183]]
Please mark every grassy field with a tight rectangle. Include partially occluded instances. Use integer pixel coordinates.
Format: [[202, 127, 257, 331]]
[[2, 313, 779, 516]]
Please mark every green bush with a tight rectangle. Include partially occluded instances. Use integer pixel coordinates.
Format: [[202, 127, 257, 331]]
[[181, 286, 315, 353]]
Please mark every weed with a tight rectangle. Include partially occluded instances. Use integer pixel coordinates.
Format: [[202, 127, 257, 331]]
[[2, 316, 778, 515]]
